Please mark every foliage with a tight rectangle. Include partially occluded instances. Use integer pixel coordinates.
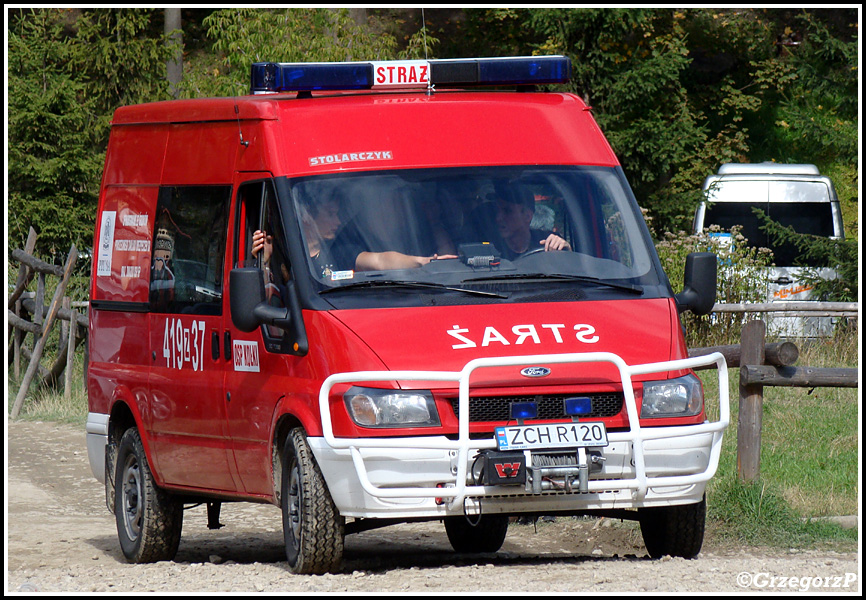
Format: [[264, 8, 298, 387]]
[[181, 8, 436, 98], [8, 8, 171, 268], [756, 212, 858, 301], [8, 9, 104, 259], [768, 11, 859, 164], [654, 225, 774, 347]]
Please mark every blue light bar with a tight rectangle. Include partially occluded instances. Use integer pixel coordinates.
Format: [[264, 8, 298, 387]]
[[250, 56, 571, 94], [510, 401, 538, 421], [431, 56, 571, 86], [564, 397, 593, 416], [250, 62, 374, 93]]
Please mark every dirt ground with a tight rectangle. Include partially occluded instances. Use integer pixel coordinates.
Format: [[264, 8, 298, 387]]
[[5, 420, 860, 593]]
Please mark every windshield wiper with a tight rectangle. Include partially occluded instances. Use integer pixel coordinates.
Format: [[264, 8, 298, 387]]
[[462, 273, 643, 294], [320, 279, 508, 298]]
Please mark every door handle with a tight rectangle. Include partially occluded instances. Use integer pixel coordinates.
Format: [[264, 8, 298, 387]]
[[224, 331, 232, 362], [211, 331, 220, 361], [773, 276, 794, 285]]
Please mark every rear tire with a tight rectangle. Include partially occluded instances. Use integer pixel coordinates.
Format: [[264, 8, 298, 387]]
[[444, 514, 509, 553], [638, 496, 706, 559], [115, 427, 183, 563], [282, 428, 344, 574]]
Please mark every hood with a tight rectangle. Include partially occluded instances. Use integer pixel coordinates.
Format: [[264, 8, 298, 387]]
[[328, 298, 679, 389]]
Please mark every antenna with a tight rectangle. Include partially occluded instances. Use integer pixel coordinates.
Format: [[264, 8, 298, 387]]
[[421, 8, 429, 62], [422, 8, 433, 95], [234, 103, 249, 147]]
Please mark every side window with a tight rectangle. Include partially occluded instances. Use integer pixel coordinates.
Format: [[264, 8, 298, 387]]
[[236, 180, 293, 346], [150, 186, 230, 314]]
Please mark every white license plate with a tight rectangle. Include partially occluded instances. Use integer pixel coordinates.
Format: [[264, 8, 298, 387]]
[[495, 422, 608, 451]]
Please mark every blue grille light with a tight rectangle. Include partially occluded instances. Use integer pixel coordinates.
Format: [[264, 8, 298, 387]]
[[564, 397, 593, 416], [510, 401, 538, 421], [250, 56, 571, 94]]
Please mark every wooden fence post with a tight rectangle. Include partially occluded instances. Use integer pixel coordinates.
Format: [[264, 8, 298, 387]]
[[65, 298, 76, 400], [737, 319, 766, 483], [11, 228, 38, 380]]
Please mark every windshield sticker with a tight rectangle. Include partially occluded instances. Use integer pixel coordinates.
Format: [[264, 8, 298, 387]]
[[309, 151, 393, 167], [233, 340, 260, 373], [330, 270, 354, 281], [448, 323, 599, 350]]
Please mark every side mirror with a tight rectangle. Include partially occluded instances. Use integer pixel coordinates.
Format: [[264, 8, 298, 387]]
[[675, 252, 717, 315], [229, 268, 292, 332]]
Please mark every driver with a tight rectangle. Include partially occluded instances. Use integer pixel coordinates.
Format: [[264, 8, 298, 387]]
[[494, 190, 570, 261]]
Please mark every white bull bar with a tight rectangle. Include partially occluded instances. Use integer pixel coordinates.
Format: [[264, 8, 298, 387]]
[[318, 351, 728, 508]]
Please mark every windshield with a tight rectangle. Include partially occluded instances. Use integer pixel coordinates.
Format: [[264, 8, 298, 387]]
[[287, 166, 660, 299], [704, 180, 835, 266]]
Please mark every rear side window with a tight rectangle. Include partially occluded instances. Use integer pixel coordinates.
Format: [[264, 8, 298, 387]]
[[150, 185, 230, 314]]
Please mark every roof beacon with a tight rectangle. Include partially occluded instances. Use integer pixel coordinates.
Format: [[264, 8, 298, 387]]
[[249, 56, 571, 94]]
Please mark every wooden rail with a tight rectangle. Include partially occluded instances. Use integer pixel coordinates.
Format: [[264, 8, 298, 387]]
[[712, 301, 858, 318]]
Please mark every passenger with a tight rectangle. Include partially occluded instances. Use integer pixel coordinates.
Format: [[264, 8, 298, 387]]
[[494, 191, 570, 261], [333, 191, 457, 272]]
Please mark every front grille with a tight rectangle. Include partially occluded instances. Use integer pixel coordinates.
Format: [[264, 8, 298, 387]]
[[449, 392, 623, 422]]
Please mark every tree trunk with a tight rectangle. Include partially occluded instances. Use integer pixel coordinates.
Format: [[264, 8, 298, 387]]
[[165, 8, 182, 98]]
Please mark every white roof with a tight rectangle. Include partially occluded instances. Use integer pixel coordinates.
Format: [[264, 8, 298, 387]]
[[717, 162, 820, 176]]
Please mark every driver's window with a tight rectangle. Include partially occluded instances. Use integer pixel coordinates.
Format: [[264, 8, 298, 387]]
[[236, 180, 291, 341]]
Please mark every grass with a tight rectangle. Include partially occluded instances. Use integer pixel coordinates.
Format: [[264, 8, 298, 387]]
[[9, 322, 860, 551], [699, 322, 859, 550]]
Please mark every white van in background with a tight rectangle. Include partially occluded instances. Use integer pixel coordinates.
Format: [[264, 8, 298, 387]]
[[693, 163, 845, 337]]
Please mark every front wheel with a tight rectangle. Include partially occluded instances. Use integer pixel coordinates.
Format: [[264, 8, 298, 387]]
[[282, 428, 344, 574], [444, 514, 509, 553], [638, 496, 706, 559], [115, 427, 183, 563]]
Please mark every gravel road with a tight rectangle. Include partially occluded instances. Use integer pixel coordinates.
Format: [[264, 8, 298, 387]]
[[5, 420, 860, 593]]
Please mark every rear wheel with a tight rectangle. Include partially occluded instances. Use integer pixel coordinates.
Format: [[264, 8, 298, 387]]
[[115, 427, 183, 563], [444, 514, 509, 553], [638, 496, 706, 559], [282, 427, 344, 574]]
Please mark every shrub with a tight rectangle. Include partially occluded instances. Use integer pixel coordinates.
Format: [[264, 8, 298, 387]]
[[655, 225, 774, 347]]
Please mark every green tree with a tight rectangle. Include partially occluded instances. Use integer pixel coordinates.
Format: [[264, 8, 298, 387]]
[[8, 8, 172, 262], [8, 9, 103, 258], [180, 8, 435, 98]]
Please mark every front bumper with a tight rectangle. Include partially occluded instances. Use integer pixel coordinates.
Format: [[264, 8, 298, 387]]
[[314, 351, 728, 518]]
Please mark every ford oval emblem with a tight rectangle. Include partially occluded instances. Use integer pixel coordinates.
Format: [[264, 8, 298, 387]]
[[521, 366, 551, 378]]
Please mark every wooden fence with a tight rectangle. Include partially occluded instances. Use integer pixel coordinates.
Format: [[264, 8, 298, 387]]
[[8, 228, 84, 419], [690, 318, 858, 483]]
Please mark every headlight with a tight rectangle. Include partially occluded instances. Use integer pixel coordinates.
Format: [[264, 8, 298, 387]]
[[344, 387, 440, 428], [641, 373, 704, 418]]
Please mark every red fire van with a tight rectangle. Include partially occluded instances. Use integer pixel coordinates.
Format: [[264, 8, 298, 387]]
[[86, 56, 728, 573]]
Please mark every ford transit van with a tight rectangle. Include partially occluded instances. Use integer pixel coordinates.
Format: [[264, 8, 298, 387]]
[[87, 57, 727, 573]]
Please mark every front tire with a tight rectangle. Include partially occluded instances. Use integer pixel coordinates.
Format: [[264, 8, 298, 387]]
[[282, 427, 344, 574], [115, 427, 182, 563], [444, 514, 509, 553], [638, 496, 706, 559]]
